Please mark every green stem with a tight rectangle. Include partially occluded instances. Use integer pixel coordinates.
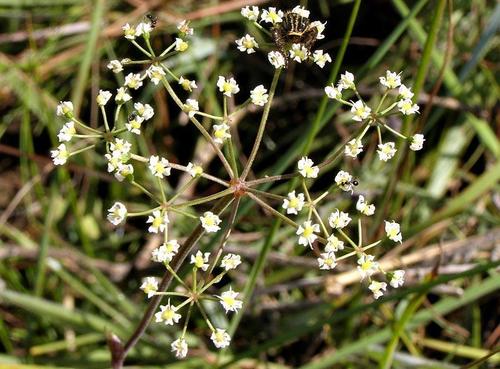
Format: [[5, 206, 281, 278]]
[[172, 188, 234, 208]]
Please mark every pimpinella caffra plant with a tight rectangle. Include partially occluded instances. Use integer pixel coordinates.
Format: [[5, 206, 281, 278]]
[[50, 5, 424, 367]]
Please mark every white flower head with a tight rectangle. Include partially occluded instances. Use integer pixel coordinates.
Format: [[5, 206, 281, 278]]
[[268, 51, 286, 69], [122, 23, 136, 40], [125, 114, 144, 135], [217, 76, 240, 97], [134, 102, 154, 120], [261, 7, 283, 24], [115, 87, 132, 104], [325, 84, 342, 100], [289, 43, 309, 63], [96, 89, 112, 106], [200, 211, 221, 233], [155, 300, 181, 325], [325, 234, 344, 252], [398, 84, 414, 99], [296, 220, 320, 248], [113, 163, 134, 182], [241, 6, 260, 21], [186, 162, 203, 177], [317, 252, 337, 270], [313, 50, 332, 68], [190, 250, 210, 271], [410, 133, 425, 151], [51, 144, 69, 165], [140, 276, 158, 298], [171, 338, 188, 359], [356, 195, 375, 216], [236, 34, 259, 54], [390, 270, 405, 288], [57, 121, 76, 142], [351, 100, 372, 121], [148, 155, 171, 178], [177, 20, 194, 36], [250, 85, 269, 106], [397, 98, 419, 115], [183, 99, 199, 118], [213, 123, 231, 144], [297, 156, 319, 178], [335, 170, 354, 193], [221, 253, 241, 271], [146, 210, 169, 234], [377, 142, 397, 161], [218, 287, 243, 313], [178, 77, 197, 92], [152, 240, 180, 263], [357, 254, 379, 280], [174, 37, 189, 52], [146, 65, 166, 85], [328, 209, 351, 229], [135, 22, 152, 38], [282, 191, 305, 215], [369, 280, 387, 299], [107, 60, 123, 73], [56, 101, 74, 118], [338, 71, 355, 90], [379, 70, 401, 89], [291, 5, 310, 18], [385, 220, 402, 243], [310, 21, 327, 39], [107, 202, 127, 225], [124, 73, 143, 90], [344, 139, 363, 158], [109, 138, 132, 156]]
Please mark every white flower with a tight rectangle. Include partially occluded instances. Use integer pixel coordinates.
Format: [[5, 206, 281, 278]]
[[213, 123, 231, 144], [357, 254, 379, 280], [221, 253, 241, 271], [338, 71, 355, 90], [297, 156, 319, 178], [356, 195, 375, 216], [313, 50, 332, 68], [325, 234, 344, 252], [291, 5, 310, 18], [109, 138, 132, 156], [369, 280, 387, 299], [296, 220, 320, 248], [250, 85, 269, 106], [282, 191, 305, 215], [146, 210, 169, 233], [122, 23, 136, 40], [200, 211, 221, 233], [183, 99, 199, 118], [236, 34, 259, 54], [177, 20, 193, 36], [310, 21, 327, 39], [377, 142, 397, 161], [328, 209, 351, 229], [261, 7, 283, 24], [325, 84, 342, 100], [115, 87, 132, 104], [57, 122, 76, 142], [155, 300, 181, 325], [397, 98, 419, 115], [107, 202, 127, 225], [390, 270, 405, 288], [218, 287, 242, 313], [135, 22, 152, 37], [317, 252, 337, 270], [96, 89, 112, 106], [190, 250, 210, 271], [398, 84, 414, 99], [107, 60, 123, 73], [335, 170, 354, 192], [56, 101, 74, 118], [124, 73, 143, 90], [410, 133, 425, 151], [217, 76, 240, 97], [379, 70, 401, 89], [178, 77, 197, 92], [134, 102, 154, 120], [146, 65, 165, 85], [125, 114, 144, 135], [171, 338, 188, 359], [385, 220, 402, 243], [268, 51, 286, 69], [149, 155, 171, 178], [241, 6, 260, 21], [152, 240, 180, 263], [289, 43, 309, 63], [174, 38, 189, 52], [186, 162, 203, 177], [51, 144, 69, 165], [351, 100, 371, 121], [113, 163, 134, 182], [344, 139, 363, 158], [140, 277, 158, 298]]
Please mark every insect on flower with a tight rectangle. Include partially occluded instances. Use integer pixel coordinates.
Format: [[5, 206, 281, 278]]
[[145, 13, 158, 28]]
